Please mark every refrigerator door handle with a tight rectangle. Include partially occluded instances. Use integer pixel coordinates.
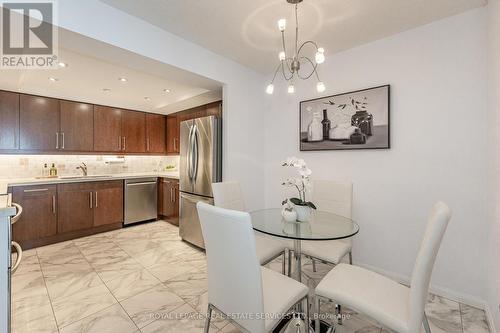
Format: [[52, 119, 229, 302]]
[[192, 124, 199, 182], [187, 124, 194, 182]]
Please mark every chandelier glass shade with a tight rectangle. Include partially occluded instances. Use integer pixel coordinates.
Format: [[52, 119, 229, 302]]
[[266, 0, 325, 95]]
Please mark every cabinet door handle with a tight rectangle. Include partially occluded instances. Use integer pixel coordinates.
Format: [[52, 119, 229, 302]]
[[147, 138, 150, 152], [95, 191, 98, 208], [52, 195, 56, 214], [61, 132, 65, 149], [118, 136, 121, 151], [23, 188, 48, 193], [173, 138, 177, 151], [56, 132, 59, 149], [123, 137, 126, 151], [89, 192, 93, 209], [170, 187, 173, 203]]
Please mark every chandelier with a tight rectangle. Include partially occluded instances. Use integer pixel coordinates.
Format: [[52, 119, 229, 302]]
[[266, 0, 325, 95]]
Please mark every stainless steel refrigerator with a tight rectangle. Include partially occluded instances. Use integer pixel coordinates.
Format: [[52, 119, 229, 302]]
[[179, 115, 222, 248]]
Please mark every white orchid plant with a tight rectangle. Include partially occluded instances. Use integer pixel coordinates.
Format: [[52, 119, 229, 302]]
[[281, 157, 317, 210]]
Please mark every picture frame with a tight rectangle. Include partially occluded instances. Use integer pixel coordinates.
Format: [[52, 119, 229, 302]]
[[299, 84, 390, 151]]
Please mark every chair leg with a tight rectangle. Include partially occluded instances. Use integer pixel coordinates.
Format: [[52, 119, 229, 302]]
[[282, 251, 286, 275], [287, 249, 292, 277], [305, 296, 310, 326], [312, 258, 317, 272], [423, 313, 432, 333], [315, 297, 321, 333], [204, 304, 213, 333], [348, 251, 353, 265], [336, 304, 343, 325]]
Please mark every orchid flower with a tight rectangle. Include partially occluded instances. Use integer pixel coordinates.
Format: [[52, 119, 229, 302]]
[[281, 157, 316, 209]]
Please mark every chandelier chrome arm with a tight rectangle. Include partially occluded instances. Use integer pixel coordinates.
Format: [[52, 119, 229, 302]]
[[294, 4, 299, 57], [297, 40, 319, 56], [270, 62, 282, 84], [281, 60, 295, 81], [297, 56, 320, 80]]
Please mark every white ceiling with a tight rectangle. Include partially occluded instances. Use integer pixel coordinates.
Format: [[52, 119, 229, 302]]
[[0, 47, 222, 114], [99, 0, 487, 73]]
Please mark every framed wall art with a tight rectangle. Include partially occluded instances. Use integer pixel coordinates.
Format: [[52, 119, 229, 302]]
[[299, 85, 390, 151]]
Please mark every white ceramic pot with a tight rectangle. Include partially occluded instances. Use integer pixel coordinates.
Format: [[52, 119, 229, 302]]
[[294, 205, 312, 222], [281, 208, 298, 223]]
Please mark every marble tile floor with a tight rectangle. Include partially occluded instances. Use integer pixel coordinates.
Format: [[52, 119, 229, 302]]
[[11, 221, 491, 333]]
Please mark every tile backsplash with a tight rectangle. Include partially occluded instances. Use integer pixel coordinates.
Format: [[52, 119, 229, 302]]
[[0, 155, 180, 179]]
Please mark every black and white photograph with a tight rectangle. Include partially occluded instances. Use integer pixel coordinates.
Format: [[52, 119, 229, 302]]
[[300, 85, 390, 151]]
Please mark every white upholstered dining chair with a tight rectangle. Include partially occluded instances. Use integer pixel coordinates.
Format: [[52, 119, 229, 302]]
[[300, 180, 354, 272], [314, 201, 452, 333], [197, 202, 309, 333], [212, 182, 288, 273]]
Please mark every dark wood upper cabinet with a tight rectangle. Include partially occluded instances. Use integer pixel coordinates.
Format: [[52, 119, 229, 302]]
[[94, 106, 122, 152], [57, 182, 94, 233], [1, 88, 220, 155], [206, 101, 222, 117], [11, 185, 57, 245], [0, 91, 19, 150], [93, 180, 123, 227], [122, 110, 146, 153], [20, 95, 60, 150], [146, 114, 166, 153], [60, 101, 94, 151], [166, 115, 179, 155]]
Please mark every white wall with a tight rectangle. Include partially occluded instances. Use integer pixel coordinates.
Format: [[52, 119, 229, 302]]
[[487, 0, 500, 331], [265, 9, 489, 305], [55, 0, 268, 210]]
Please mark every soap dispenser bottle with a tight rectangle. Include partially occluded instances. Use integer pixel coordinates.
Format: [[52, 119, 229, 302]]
[[42, 163, 48, 177], [49, 163, 58, 177]]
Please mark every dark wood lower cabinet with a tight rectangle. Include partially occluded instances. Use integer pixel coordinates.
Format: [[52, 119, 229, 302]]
[[10, 180, 124, 249], [94, 181, 124, 226], [57, 182, 95, 233], [11, 185, 57, 246], [159, 178, 179, 225]]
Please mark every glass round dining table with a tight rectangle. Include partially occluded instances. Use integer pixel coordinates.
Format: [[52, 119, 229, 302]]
[[250, 208, 359, 332], [250, 208, 360, 282]]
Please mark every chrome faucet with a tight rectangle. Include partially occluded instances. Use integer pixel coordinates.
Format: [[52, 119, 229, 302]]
[[76, 162, 88, 177]]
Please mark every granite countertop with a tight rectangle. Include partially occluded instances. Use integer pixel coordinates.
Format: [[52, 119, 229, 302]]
[[0, 171, 180, 187]]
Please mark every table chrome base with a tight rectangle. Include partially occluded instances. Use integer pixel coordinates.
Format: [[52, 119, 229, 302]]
[[273, 313, 335, 333]]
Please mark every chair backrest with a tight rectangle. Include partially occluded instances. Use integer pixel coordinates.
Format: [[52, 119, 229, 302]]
[[212, 181, 246, 212], [312, 180, 353, 218], [408, 202, 452, 333], [196, 202, 265, 333]]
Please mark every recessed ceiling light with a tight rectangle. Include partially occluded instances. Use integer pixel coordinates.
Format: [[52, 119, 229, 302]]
[[144, 97, 150, 101], [48, 77, 59, 82], [102, 88, 111, 92], [58, 62, 68, 68], [118, 77, 128, 82], [163, 89, 171, 93]]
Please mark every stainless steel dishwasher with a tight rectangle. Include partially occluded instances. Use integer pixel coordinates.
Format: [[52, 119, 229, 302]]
[[124, 178, 157, 225]]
